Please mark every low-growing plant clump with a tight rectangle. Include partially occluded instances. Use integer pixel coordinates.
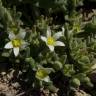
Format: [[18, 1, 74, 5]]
[[0, 0, 96, 96]]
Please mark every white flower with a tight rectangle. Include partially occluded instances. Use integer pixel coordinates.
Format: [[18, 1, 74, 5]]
[[4, 29, 27, 57], [41, 27, 65, 51], [36, 69, 50, 82]]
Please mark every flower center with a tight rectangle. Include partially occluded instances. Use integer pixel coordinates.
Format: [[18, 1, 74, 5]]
[[36, 69, 48, 79], [12, 39, 21, 47], [47, 37, 55, 45]]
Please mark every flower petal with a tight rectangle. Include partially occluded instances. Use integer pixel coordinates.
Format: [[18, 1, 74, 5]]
[[48, 45, 54, 51], [21, 41, 28, 49], [62, 27, 65, 33], [47, 27, 51, 37], [4, 41, 13, 49], [43, 76, 50, 82], [41, 36, 47, 43], [9, 32, 16, 40], [53, 32, 63, 40], [55, 41, 65, 46], [17, 28, 26, 39], [13, 47, 19, 56]]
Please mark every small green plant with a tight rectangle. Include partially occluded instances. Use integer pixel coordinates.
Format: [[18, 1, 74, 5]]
[[0, 0, 96, 96]]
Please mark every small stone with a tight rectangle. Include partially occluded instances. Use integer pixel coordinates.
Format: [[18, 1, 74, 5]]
[[1, 72, 6, 75], [12, 82, 20, 89]]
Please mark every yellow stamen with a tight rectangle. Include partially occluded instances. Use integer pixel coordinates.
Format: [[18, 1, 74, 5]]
[[12, 39, 21, 47], [36, 69, 48, 79], [47, 37, 55, 45]]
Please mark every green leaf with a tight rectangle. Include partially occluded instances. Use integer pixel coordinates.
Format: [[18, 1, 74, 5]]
[[47, 85, 59, 93], [2, 52, 10, 57], [79, 56, 90, 64], [53, 61, 63, 71], [74, 73, 86, 82], [25, 57, 37, 70], [83, 77, 93, 87], [63, 64, 75, 77], [70, 78, 80, 88]]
